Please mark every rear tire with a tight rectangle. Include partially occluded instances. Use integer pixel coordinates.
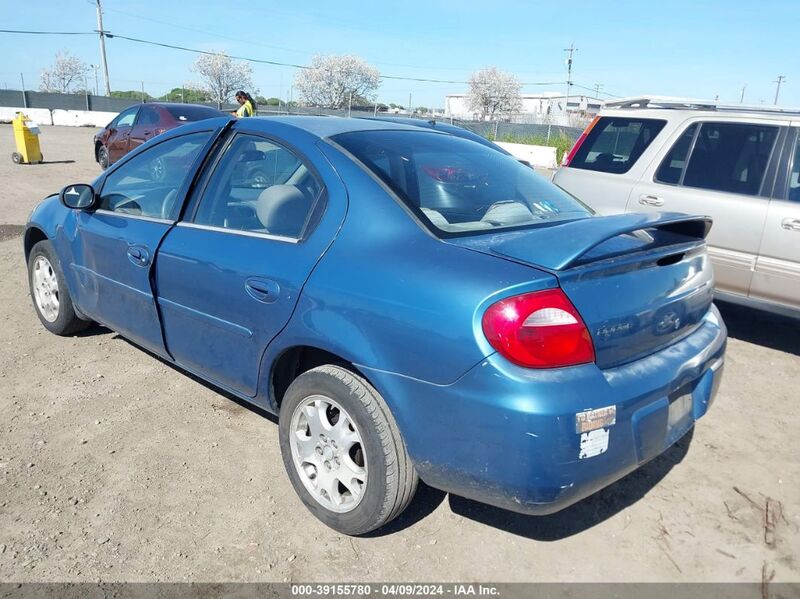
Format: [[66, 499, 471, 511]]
[[279, 365, 418, 535], [28, 240, 90, 336]]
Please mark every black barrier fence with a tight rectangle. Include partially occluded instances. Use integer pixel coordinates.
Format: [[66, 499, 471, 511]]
[[0, 88, 583, 142]]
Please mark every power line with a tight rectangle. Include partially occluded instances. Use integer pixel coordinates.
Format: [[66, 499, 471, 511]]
[[0, 29, 94, 35], [0, 28, 604, 90]]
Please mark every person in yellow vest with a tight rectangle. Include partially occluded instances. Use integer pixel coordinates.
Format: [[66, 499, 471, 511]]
[[233, 91, 257, 117]]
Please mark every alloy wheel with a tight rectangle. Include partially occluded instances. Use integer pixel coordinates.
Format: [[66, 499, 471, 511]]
[[289, 395, 368, 513], [32, 256, 60, 322]]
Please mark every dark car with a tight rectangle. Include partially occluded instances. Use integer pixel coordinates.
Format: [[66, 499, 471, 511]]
[[93, 103, 225, 170]]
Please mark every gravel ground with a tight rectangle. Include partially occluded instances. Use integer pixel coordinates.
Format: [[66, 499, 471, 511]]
[[0, 125, 798, 583]]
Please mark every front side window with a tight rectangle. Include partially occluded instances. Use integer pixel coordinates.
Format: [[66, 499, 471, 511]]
[[114, 107, 138, 128], [569, 117, 666, 174], [99, 131, 212, 219], [192, 134, 322, 239], [682, 122, 778, 196], [333, 130, 591, 236]]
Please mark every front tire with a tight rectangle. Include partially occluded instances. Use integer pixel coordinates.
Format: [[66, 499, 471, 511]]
[[28, 240, 90, 336], [279, 365, 418, 535], [97, 145, 109, 170]]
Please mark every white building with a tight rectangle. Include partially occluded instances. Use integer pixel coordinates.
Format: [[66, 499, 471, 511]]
[[444, 91, 603, 125]]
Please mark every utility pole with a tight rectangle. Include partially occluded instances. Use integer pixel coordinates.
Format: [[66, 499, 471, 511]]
[[740, 83, 746, 103], [408, 92, 412, 116], [95, 0, 111, 95], [563, 43, 578, 123], [593, 83, 602, 98], [774, 76, 786, 105], [20, 73, 27, 108]]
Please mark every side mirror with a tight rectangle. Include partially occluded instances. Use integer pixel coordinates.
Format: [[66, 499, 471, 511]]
[[60, 184, 97, 210]]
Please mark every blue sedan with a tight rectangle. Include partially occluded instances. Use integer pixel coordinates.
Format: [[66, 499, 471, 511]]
[[24, 116, 726, 535]]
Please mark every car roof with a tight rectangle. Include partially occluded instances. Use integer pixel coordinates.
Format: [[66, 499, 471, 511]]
[[242, 115, 434, 138]]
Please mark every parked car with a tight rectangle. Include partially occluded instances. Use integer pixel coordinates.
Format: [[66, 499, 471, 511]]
[[93, 102, 226, 170], [26, 116, 726, 535], [553, 96, 800, 318]]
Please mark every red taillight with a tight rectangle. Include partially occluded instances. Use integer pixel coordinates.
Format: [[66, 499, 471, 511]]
[[562, 116, 600, 167], [481, 289, 595, 368]]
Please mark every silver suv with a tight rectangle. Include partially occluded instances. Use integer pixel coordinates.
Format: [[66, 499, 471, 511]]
[[553, 97, 800, 317]]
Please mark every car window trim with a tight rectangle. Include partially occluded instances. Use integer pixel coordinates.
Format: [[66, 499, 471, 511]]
[[93, 208, 173, 225], [185, 129, 327, 242], [175, 221, 300, 244]]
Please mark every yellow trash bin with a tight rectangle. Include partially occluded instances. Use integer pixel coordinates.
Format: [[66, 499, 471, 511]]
[[11, 112, 43, 164]]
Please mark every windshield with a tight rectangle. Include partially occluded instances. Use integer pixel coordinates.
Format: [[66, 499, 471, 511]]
[[333, 130, 591, 236]]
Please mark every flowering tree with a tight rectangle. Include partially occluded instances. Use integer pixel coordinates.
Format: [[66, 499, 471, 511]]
[[192, 52, 254, 108], [40, 51, 89, 93], [294, 55, 380, 109], [466, 67, 522, 120]]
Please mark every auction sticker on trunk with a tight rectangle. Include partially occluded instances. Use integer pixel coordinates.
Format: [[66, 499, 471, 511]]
[[575, 405, 616, 434]]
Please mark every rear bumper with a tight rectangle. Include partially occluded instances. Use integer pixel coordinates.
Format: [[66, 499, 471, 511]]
[[363, 305, 727, 515]]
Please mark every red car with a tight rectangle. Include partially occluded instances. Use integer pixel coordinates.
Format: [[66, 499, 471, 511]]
[[93, 103, 225, 169]]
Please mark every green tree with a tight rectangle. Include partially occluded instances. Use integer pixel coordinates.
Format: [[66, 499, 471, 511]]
[[110, 90, 151, 100], [162, 87, 211, 103]]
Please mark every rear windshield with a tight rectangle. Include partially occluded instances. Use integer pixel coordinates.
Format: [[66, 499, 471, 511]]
[[164, 105, 222, 122], [569, 117, 666, 174], [333, 130, 591, 236]]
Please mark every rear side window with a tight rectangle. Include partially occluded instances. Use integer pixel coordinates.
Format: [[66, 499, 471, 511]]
[[682, 122, 778, 196], [569, 117, 666, 174], [333, 130, 590, 237], [164, 105, 223, 122]]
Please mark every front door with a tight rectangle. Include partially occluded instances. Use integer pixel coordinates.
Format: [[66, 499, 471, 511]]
[[155, 130, 346, 397], [70, 130, 215, 355], [627, 119, 781, 298], [106, 106, 139, 164], [751, 127, 800, 310]]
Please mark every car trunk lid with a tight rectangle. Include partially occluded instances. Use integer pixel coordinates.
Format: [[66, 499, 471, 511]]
[[451, 212, 715, 369]]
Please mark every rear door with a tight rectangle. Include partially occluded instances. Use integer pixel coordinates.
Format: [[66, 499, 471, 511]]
[[627, 118, 783, 298], [154, 126, 347, 397], [750, 126, 800, 310], [106, 106, 138, 164]]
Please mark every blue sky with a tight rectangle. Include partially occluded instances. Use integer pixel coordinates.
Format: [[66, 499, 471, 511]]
[[1, 0, 798, 108]]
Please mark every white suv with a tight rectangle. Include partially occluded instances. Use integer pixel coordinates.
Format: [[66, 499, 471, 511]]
[[553, 96, 800, 317]]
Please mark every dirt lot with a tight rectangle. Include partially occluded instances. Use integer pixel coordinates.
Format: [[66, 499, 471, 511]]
[[0, 125, 798, 583]]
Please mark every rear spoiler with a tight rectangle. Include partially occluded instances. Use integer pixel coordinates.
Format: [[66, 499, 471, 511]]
[[492, 212, 712, 271]]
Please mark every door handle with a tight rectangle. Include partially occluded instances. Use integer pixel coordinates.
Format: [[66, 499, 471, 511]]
[[781, 218, 800, 232], [126, 245, 151, 267], [639, 194, 665, 207], [245, 277, 280, 303]]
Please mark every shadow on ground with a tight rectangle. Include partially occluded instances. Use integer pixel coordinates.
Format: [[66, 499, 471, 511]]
[[716, 300, 799, 356]]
